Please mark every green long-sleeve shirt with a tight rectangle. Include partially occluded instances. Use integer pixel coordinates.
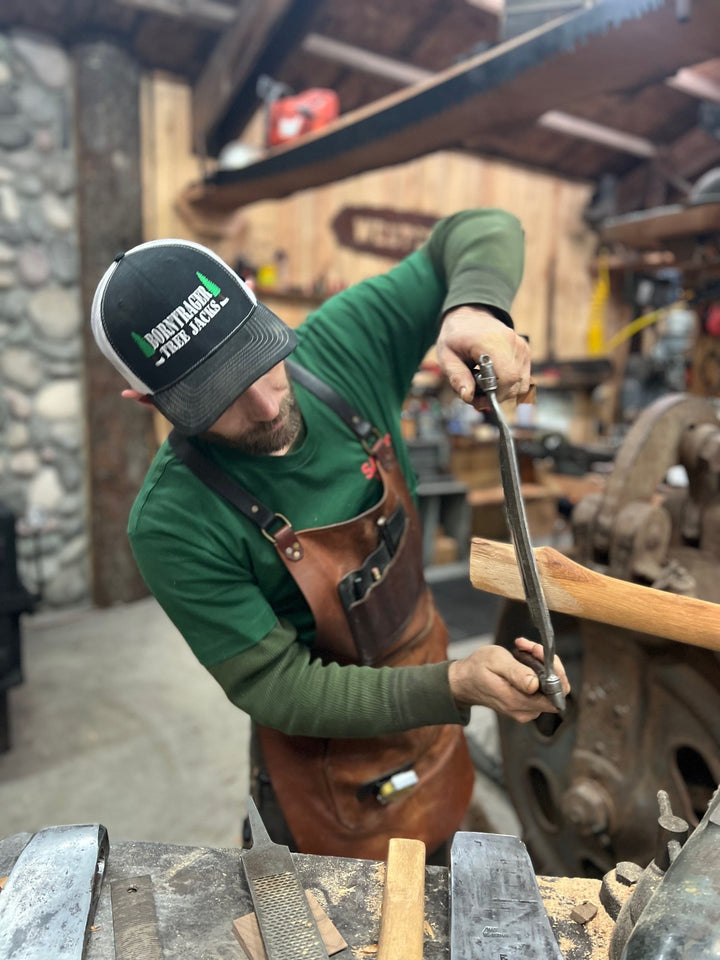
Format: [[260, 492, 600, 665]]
[[128, 208, 524, 737]]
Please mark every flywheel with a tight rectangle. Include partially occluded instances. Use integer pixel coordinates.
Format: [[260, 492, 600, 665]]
[[496, 601, 720, 878], [496, 393, 720, 878]]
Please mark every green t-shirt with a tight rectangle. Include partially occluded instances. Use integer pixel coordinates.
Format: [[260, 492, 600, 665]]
[[128, 209, 524, 737]]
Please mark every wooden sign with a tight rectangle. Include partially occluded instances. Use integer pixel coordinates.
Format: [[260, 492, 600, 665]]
[[331, 206, 438, 259]]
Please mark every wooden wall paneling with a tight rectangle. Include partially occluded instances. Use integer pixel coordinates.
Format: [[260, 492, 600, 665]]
[[140, 71, 206, 444], [141, 71, 205, 242], [552, 181, 596, 360]]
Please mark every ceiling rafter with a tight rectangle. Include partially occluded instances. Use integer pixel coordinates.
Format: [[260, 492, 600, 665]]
[[537, 110, 658, 158], [667, 65, 720, 104], [114, 0, 235, 29]]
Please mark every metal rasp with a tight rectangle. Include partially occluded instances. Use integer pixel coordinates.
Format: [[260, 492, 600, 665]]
[[0, 823, 109, 960], [111, 874, 164, 960], [450, 832, 563, 959], [474, 354, 566, 714], [241, 797, 330, 960]]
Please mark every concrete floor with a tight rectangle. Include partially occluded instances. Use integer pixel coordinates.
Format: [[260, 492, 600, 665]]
[[0, 587, 519, 852]]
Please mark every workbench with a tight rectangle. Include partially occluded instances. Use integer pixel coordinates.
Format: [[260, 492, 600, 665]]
[[0, 832, 616, 959]]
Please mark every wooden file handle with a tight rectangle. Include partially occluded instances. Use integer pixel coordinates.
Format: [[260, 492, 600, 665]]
[[470, 537, 720, 653], [377, 838, 425, 960]]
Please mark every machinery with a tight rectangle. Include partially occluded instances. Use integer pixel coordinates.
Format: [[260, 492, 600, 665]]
[[496, 392, 720, 877], [602, 786, 720, 959]]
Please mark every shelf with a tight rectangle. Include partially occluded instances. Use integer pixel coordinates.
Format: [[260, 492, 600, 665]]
[[255, 286, 326, 307], [599, 202, 720, 250]]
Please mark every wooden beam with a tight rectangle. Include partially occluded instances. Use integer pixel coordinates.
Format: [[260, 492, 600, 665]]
[[613, 124, 720, 214], [667, 65, 720, 104], [75, 40, 153, 606], [193, 0, 291, 156], [301, 38, 664, 163], [179, 0, 720, 216], [537, 110, 657, 158], [301, 34, 433, 86], [192, 0, 323, 157], [115, 0, 236, 29], [465, 0, 504, 14]]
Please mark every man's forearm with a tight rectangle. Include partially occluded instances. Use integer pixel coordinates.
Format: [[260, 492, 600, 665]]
[[424, 208, 525, 322], [207, 620, 468, 737]]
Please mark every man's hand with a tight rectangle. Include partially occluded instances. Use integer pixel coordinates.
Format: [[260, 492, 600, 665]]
[[436, 306, 531, 405], [448, 637, 570, 722]]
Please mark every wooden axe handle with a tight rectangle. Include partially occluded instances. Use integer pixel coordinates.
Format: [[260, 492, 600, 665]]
[[377, 838, 425, 960], [470, 537, 720, 652]]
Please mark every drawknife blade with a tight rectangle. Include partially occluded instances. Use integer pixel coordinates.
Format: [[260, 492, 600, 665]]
[[474, 354, 566, 714], [241, 797, 330, 960], [450, 832, 563, 959]]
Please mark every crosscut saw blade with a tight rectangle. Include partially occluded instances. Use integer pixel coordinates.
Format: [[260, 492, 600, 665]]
[[241, 797, 330, 960], [450, 832, 563, 959]]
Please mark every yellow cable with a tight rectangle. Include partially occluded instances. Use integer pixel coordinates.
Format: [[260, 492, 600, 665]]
[[603, 299, 686, 354]]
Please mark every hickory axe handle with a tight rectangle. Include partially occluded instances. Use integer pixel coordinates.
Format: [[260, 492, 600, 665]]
[[470, 537, 720, 652], [377, 838, 426, 960]]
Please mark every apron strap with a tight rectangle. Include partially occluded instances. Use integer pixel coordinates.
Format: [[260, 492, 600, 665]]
[[166, 362, 390, 559], [286, 359, 384, 455], [168, 431, 302, 558]]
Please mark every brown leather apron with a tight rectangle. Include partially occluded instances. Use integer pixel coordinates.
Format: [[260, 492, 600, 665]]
[[170, 362, 474, 861]]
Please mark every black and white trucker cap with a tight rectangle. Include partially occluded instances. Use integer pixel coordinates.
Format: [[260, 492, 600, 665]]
[[91, 239, 298, 435]]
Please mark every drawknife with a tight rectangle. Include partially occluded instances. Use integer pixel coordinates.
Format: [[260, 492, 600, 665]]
[[474, 354, 566, 714]]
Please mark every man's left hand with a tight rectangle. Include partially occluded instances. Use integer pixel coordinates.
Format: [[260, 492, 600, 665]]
[[436, 306, 531, 405]]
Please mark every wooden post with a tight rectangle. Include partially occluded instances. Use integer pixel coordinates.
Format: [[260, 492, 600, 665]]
[[75, 40, 153, 606]]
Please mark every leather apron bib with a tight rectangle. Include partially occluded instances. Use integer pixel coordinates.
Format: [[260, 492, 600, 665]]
[[170, 362, 474, 861]]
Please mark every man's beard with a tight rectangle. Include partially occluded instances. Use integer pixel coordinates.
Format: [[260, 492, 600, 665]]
[[204, 385, 303, 454]]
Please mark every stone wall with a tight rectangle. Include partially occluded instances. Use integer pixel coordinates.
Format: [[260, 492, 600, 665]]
[[0, 29, 89, 608]]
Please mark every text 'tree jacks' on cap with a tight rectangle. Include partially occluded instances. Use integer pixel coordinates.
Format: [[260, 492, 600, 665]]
[[90, 239, 298, 435]]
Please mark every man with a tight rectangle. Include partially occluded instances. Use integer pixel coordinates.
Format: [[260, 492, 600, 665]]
[[91, 209, 569, 862]]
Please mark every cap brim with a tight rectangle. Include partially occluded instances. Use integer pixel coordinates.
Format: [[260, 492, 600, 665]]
[[152, 301, 297, 435]]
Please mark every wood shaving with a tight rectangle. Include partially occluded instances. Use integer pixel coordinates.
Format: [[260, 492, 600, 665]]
[[352, 946, 378, 957], [538, 876, 617, 959]]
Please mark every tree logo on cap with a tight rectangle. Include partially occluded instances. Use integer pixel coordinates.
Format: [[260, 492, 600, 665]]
[[197, 271, 220, 297], [132, 331, 155, 357], [196, 271, 229, 306]]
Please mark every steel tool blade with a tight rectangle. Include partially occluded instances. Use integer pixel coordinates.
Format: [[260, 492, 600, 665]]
[[241, 797, 330, 960], [474, 354, 566, 713], [0, 823, 108, 960], [450, 832, 563, 959]]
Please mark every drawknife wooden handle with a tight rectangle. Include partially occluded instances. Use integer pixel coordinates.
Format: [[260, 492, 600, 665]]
[[470, 537, 720, 652], [377, 838, 425, 960]]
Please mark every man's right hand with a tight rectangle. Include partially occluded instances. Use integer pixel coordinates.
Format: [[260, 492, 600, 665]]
[[436, 306, 531, 405], [448, 637, 570, 722]]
